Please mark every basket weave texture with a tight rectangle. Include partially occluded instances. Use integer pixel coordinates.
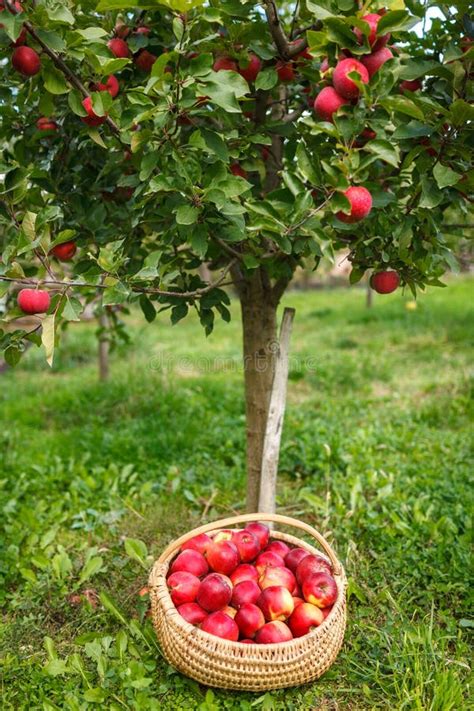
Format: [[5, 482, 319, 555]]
[[149, 513, 347, 691]]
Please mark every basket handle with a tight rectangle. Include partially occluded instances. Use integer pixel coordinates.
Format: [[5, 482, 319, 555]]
[[156, 513, 342, 576]]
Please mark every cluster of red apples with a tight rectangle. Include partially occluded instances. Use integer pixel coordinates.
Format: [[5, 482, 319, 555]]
[[167, 522, 338, 644], [313, 12, 405, 295]]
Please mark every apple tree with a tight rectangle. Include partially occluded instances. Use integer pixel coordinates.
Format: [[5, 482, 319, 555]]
[[0, 0, 472, 511]]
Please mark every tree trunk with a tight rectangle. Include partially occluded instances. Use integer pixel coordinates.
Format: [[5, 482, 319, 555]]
[[238, 268, 282, 512], [98, 311, 110, 382]]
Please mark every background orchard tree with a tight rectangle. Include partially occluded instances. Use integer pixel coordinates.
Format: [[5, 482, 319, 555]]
[[0, 0, 472, 512]]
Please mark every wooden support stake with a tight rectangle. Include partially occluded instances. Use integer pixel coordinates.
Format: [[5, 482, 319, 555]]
[[258, 307, 295, 514]]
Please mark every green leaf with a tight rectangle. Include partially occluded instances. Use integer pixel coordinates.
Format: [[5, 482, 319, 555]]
[[200, 128, 229, 162], [124, 538, 148, 568], [377, 10, 417, 34], [380, 96, 425, 121], [78, 556, 104, 585], [139, 294, 156, 323], [99, 592, 128, 626], [419, 177, 442, 208], [392, 121, 431, 139], [433, 163, 461, 189], [176, 205, 199, 225], [255, 68, 278, 91], [84, 688, 106, 703], [76, 27, 108, 40], [364, 139, 400, 168], [62, 297, 82, 322], [41, 314, 55, 367], [22, 212, 37, 241], [199, 71, 249, 113], [306, 1, 334, 20], [47, 6, 75, 24], [42, 65, 69, 95], [43, 659, 69, 677]]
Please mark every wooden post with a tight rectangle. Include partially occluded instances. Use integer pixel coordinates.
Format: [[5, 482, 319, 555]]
[[258, 307, 295, 514], [366, 281, 373, 308]]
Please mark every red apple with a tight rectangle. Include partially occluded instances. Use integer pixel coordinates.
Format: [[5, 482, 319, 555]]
[[259, 566, 296, 593], [255, 551, 285, 576], [170, 549, 208, 578], [12, 46, 41, 76], [235, 603, 265, 638], [37, 117, 58, 132], [177, 601, 207, 625], [255, 620, 293, 644], [213, 56, 238, 72], [354, 127, 377, 147], [108, 38, 129, 58], [322, 604, 333, 619], [276, 60, 295, 82], [292, 596, 304, 608], [196, 572, 232, 612], [265, 541, 290, 558], [238, 53, 261, 82], [361, 47, 393, 78], [400, 79, 422, 92], [230, 563, 259, 586], [336, 186, 372, 224], [370, 270, 400, 294], [295, 554, 332, 585], [213, 529, 234, 543], [222, 605, 237, 619], [81, 96, 107, 127], [134, 25, 151, 36], [181, 533, 212, 556], [354, 13, 390, 49], [302, 572, 338, 608], [257, 586, 294, 621], [245, 523, 270, 548], [240, 639, 254, 644], [201, 611, 239, 641], [135, 49, 157, 72], [51, 241, 76, 261], [284, 547, 310, 573], [206, 540, 239, 575], [17, 289, 50, 315], [314, 86, 347, 123], [231, 579, 261, 608], [231, 530, 260, 562], [288, 602, 324, 637], [92, 75, 120, 98], [230, 163, 247, 179], [333, 58, 369, 99], [167, 571, 200, 606]]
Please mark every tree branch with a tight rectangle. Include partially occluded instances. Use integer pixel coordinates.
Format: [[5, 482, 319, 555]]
[[0, 260, 237, 300], [5, 1, 121, 138], [262, 0, 310, 59]]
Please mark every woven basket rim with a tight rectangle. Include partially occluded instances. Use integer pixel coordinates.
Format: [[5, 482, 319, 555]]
[[150, 525, 346, 652]]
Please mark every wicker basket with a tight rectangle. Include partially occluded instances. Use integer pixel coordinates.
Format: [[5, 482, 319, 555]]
[[149, 513, 347, 691]]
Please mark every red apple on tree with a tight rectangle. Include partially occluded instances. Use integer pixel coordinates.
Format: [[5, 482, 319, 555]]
[[275, 60, 295, 82], [302, 572, 338, 608], [201, 611, 239, 641], [370, 270, 400, 294], [288, 601, 324, 637], [167, 571, 200, 606], [314, 86, 347, 123], [361, 47, 393, 77], [81, 96, 107, 127], [17, 289, 50, 315], [255, 620, 293, 644], [12, 46, 41, 76], [196, 572, 232, 611], [107, 38, 129, 58], [170, 549, 209, 578], [333, 58, 369, 99], [235, 603, 265, 638], [336, 186, 373, 224], [230, 163, 247, 179], [400, 79, 422, 92], [238, 53, 261, 82], [37, 117, 58, 132], [354, 13, 390, 49], [135, 49, 157, 72], [213, 56, 238, 72], [257, 585, 294, 621], [92, 75, 120, 98], [51, 241, 76, 261]]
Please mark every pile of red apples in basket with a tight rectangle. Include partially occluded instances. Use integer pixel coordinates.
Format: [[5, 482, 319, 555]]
[[167, 523, 338, 644]]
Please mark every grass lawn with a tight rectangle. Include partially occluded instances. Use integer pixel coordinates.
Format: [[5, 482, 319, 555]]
[[1, 277, 472, 710]]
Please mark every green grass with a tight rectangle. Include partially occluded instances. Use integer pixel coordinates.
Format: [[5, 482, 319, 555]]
[[1, 278, 472, 710]]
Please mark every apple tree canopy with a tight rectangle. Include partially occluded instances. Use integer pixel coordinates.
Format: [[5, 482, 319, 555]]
[[0, 0, 473, 366]]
